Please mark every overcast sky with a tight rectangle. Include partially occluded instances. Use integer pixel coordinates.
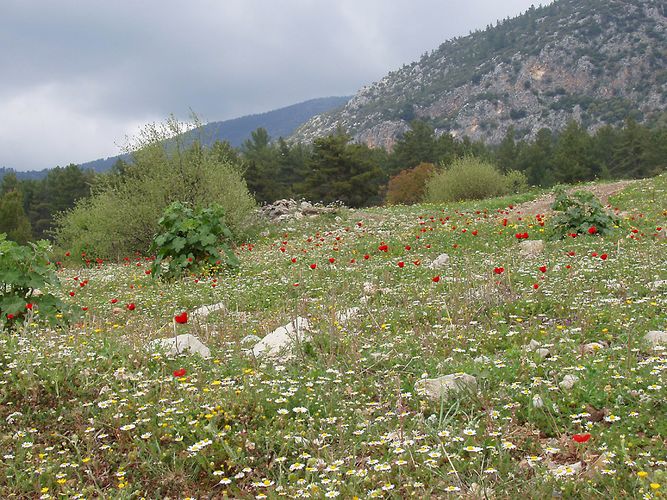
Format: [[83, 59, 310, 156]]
[[1, 0, 546, 171]]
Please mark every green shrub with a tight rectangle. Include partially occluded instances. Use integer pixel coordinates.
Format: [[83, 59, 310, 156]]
[[549, 187, 620, 239], [54, 116, 257, 259], [0, 234, 65, 329], [424, 156, 509, 202], [150, 202, 239, 280], [504, 170, 529, 194]]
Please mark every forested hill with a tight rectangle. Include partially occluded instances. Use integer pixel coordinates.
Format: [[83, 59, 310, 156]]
[[3, 96, 349, 179], [292, 0, 667, 148], [78, 96, 349, 173]]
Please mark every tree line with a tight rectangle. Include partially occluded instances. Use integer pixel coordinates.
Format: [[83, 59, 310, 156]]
[[1, 117, 664, 244]]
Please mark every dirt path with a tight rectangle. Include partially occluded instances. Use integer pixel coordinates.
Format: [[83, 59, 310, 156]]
[[513, 180, 635, 216]]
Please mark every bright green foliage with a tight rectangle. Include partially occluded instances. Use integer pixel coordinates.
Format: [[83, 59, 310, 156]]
[[424, 156, 519, 202], [549, 187, 620, 239], [150, 202, 239, 280], [54, 116, 257, 259], [0, 234, 64, 329]]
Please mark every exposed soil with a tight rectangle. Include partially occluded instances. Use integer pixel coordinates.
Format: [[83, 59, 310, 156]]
[[513, 180, 635, 217]]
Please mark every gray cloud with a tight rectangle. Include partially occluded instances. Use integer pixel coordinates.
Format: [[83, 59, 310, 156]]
[[1, 0, 547, 170]]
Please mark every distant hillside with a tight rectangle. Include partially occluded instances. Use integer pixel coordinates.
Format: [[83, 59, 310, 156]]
[[293, 0, 667, 148], [0, 96, 350, 180], [78, 96, 349, 173]]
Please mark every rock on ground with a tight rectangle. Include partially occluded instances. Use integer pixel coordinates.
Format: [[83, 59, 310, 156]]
[[414, 373, 477, 401], [519, 239, 545, 258], [147, 334, 211, 358], [428, 253, 450, 269], [191, 302, 227, 320], [644, 331, 667, 347], [559, 374, 579, 390], [252, 317, 312, 360]]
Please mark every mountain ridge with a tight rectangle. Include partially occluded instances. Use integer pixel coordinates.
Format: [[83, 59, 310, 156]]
[[292, 0, 666, 148], [2, 96, 350, 179]]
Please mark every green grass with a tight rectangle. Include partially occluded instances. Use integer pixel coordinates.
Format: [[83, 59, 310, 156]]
[[1, 175, 666, 498]]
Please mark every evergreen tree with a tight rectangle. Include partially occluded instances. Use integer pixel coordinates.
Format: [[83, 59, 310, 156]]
[[388, 120, 438, 174], [495, 126, 518, 173], [552, 121, 594, 183], [0, 188, 32, 244], [300, 130, 384, 207], [241, 128, 283, 203], [611, 118, 650, 178]]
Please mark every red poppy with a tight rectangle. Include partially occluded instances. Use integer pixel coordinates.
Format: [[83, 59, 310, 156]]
[[404, 245, 411, 251], [291, 257, 297, 263], [539, 266, 547, 273], [397, 261, 405, 268], [26, 303, 33, 310], [328, 257, 335, 264], [600, 253, 608, 260], [174, 312, 188, 324], [69, 291, 75, 297], [309, 263, 317, 270], [493, 267, 504, 275], [173, 368, 187, 378], [363, 254, 370, 260], [432, 275, 441, 283], [110, 298, 118, 304], [588, 226, 597, 235], [127, 303, 136, 311], [7, 314, 15, 320], [378, 244, 389, 252], [533, 283, 539, 289], [572, 433, 591, 443]]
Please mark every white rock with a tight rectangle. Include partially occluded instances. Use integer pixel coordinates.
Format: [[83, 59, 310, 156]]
[[582, 342, 605, 354], [519, 239, 545, 258], [526, 339, 550, 358], [252, 317, 311, 360], [559, 374, 579, 390], [414, 373, 477, 401], [536, 348, 551, 359], [241, 334, 262, 345], [644, 331, 667, 347], [148, 334, 211, 358], [191, 302, 226, 319], [527, 339, 541, 351], [336, 307, 360, 323], [428, 253, 450, 270]]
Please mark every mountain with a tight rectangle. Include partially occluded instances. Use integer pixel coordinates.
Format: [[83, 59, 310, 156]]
[[292, 0, 666, 149], [79, 96, 349, 173]]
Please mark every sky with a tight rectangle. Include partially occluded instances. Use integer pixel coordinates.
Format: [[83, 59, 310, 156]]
[[1, 0, 546, 171]]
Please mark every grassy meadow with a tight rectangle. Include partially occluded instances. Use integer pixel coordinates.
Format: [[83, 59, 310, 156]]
[[1, 175, 666, 499]]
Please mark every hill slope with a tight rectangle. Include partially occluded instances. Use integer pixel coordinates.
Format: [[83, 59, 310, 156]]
[[76, 96, 350, 173], [293, 0, 666, 148]]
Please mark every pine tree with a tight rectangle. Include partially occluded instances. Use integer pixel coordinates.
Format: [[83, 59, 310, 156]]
[[0, 189, 32, 244]]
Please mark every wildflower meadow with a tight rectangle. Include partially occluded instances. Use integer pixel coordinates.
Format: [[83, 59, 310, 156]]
[[1, 175, 666, 499]]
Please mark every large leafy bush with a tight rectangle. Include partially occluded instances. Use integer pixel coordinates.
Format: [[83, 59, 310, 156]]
[[54, 116, 257, 259], [549, 187, 619, 239], [0, 234, 64, 329], [150, 202, 239, 280]]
